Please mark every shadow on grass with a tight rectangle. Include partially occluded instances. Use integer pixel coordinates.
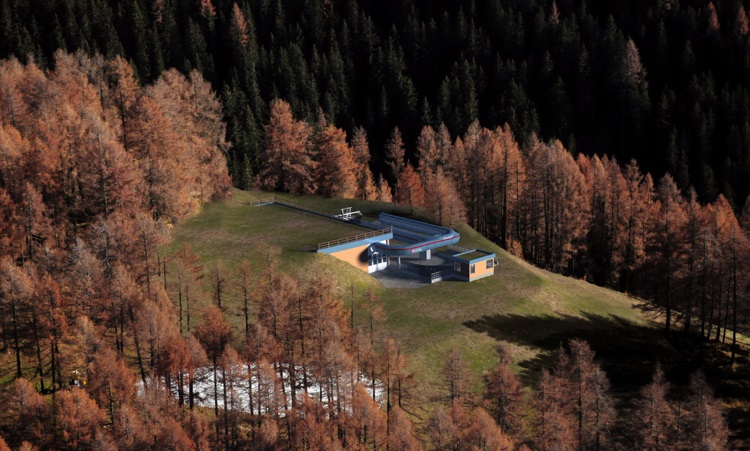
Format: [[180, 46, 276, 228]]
[[463, 312, 677, 393]]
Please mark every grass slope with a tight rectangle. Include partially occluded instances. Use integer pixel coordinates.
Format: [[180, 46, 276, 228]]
[[171, 189, 678, 409]]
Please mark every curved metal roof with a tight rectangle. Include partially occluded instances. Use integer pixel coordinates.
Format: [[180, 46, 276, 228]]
[[370, 213, 460, 256]]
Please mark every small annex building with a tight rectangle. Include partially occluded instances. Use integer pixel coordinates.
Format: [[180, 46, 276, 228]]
[[257, 197, 495, 283], [445, 249, 496, 282]]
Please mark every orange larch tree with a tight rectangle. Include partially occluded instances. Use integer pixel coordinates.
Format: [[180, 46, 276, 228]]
[[376, 174, 393, 202], [484, 347, 525, 436], [416, 124, 439, 183], [684, 372, 729, 449], [54, 388, 105, 449], [534, 368, 577, 450], [651, 174, 689, 333], [621, 160, 655, 292], [314, 116, 358, 198], [424, 167, 466, 227], [631, 364, 676, 449], [1, 256, 35, 379], [258, 99, 316, 194], [396, 163, 425, 207], [494, 124, 524, 249], [195, 305, 232, 440], [351, 126, 377, 200], [682, 189, 709, 334]]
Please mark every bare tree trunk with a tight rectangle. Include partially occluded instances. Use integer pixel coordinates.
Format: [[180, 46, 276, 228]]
[[129, 306, 147, 384], [222, 365, 229, 450], [178, 273, 183, 334], [186, 285, 191, 332], [731, 248, 738, 363], [247, 362, 254, 416], [213, 356, 220, 442], [32, 310, 45, 391], [11, 297, 22, 379], [189, 370, 195, 410]]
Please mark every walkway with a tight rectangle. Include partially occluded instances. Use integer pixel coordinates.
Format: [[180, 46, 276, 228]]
[[370, 268, 429, 289]]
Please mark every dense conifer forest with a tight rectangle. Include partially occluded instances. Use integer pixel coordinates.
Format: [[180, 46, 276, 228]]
[[1, 0, 749, 448], [3, 0, 750, 206]]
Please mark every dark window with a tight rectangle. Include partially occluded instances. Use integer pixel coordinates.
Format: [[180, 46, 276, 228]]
[[454, 262, 461, 272], [486, 259, 493, 269], [471, 264, 475, 274]]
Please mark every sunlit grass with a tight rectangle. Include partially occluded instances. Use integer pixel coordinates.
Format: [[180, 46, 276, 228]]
[[169, 188, 678, 413]]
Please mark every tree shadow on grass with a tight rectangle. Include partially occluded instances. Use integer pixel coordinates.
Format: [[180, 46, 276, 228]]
[[463, 312, 678, 393], [464, 311, 750, 446]]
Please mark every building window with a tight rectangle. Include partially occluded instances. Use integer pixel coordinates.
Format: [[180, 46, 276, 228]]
[[486, 259, 493, 269], [471, 264, 475, 274], [454, 262, 461, 272]]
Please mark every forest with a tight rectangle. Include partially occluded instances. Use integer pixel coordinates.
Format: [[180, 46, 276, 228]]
[[0, 51, 737, 449], [0, 0, 749, 448], [3, 0, 750, 207]]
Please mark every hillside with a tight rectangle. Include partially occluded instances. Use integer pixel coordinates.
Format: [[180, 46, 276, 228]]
[[171, 188, 679, 407]]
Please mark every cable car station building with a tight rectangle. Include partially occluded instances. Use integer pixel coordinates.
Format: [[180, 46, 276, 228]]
[[258, 197, 495, 284]]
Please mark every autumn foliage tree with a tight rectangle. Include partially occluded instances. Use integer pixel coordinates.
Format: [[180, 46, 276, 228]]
[[650, 175, 689, 333], [0, 45, 745, 448], [314, 115, 358, 198], [483, 347, 525, 436], [396, 163, 425, 207], [631, 364, 676, 450], [257, 99, 316, 194], [351, 127, 377, 200], [0, 51, 230, 449], [684, 372, 729, 449]]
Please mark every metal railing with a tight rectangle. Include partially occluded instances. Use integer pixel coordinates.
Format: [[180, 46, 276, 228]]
[[379, 213, 446, 237], [447, 244, 473, 253], [393, 262, 421, 275], [257, 196, 338, 217], [430, 269, 455, 281], [254, 198, 276, 206], [348, 218, 385, 230], [317, 228, 392, 250], [256, 197, 383, 227]]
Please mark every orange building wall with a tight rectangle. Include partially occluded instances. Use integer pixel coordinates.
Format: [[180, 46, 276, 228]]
[[330, 244, 370, 272], [469, 259, 495, 281]]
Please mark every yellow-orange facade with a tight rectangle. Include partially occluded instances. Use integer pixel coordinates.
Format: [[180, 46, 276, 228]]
[[469, 258, 494, 281], [330, 244, 370, 272]]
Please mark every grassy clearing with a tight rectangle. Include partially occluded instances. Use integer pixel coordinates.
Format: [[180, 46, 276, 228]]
[[170, 189, 678, 410]]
